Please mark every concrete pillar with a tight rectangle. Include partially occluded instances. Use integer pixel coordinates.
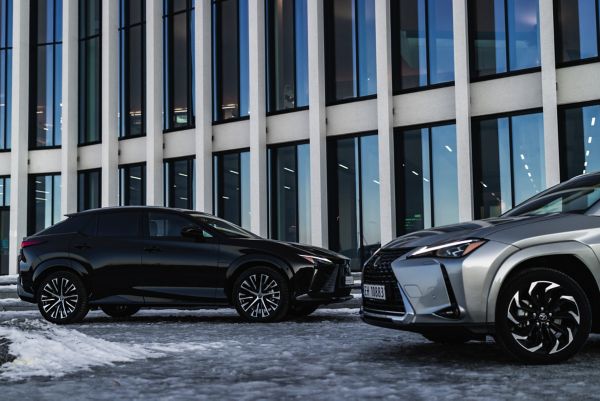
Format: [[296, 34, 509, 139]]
[[8, 0, 30, 274], [307, 0, 328, 247], [539, 0, 560, 187], [453, 0, 473, 221], [61, 0, 78, 216], [195, 0, 213, 213], [101, 0, 119, 206], [375, 0, 396, 245], [248, 0, 268, 236], [146, 0, 164, 206]]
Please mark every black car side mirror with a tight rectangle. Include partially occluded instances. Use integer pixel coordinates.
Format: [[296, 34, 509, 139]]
[[181, 225, 204, 241]]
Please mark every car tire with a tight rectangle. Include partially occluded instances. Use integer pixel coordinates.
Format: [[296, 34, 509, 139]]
[[288, 303, 320, 318], [422, 333, 473, 344], [495, 268, 591, 364], [37, 270, 89, 325], [233, 266, 290, 323], [100, 305, 141, 318]]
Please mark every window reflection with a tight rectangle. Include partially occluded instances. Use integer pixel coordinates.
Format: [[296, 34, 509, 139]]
[[77, 169, 101, 211], [555, 0, 599, 64], [119, 0, 146, 138], [164, 157, 195, 209], [472, 112, 545, 218], [268, 143, 310, 243], [328, 133, 380, 271], [0, 0, 12, 150], [30, 0, 63, 148], [214, 150, 250, 230], [28, 174, 61, 235], [325, 0, 376, 103], [559, 103, 600, 180], [470, 0, 540, 79], [119, 164, 146, 206]]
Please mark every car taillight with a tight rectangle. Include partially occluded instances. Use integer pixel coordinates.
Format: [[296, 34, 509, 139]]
[[20, 240, 44, 249]]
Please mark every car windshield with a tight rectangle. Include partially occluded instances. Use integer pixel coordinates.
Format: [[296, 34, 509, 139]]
[[504, 177, 600, 217], [189, 214, 257, 238]]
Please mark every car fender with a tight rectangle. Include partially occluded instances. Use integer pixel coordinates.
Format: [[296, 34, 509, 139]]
[[225, 254, 295, 284], [485, 241, 600, 323], [32, 258, 92, 288]]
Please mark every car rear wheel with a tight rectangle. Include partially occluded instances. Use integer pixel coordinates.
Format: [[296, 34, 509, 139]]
[[495, 268, 591, 364], [101, 305, 141, 318], [233, 267, 290, 322], [288, 303, 320, 318], [37, 271, 89, 325]]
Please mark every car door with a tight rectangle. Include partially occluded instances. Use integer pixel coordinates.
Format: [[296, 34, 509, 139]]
[[139, 211, 222, 304], [70, 211, 145, 303]]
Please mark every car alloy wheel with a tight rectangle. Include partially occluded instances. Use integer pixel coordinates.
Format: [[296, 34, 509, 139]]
[[496, 268, 591, 364], [37, 271, 89, 324], [233, 267, 290, 322]]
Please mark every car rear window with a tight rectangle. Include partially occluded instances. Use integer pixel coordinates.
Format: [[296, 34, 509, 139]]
[[37, 215, 90, 236]]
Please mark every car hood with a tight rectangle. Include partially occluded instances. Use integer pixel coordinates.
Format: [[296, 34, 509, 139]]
[[383, 213, 576, 251], [240, 237, 349, 263]]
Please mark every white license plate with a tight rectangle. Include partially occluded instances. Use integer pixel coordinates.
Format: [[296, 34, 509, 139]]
[[363, 284, 386, 300], [345, 276, 354, 285]]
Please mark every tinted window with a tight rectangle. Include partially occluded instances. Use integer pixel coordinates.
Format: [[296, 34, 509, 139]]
[[96, 212, 140, 237], [38, 215, 89, 235], [148, 212, 191, 237]]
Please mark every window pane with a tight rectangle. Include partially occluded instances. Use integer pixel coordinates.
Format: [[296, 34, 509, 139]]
[[214, 0, 240, 120], [270, 146, 297, 242], [78, 169, 101, 212], [359, 135, 379, 259], [507, 0, 540, 71], [471, 0, 507, 78], [239, 0, 249, 117], [332, 0, 356, 100], [560, 104, 600, 180], [165, 158, 194, 209], [267, 0, 296, 112], [29, 174, 61, 235], [120, 164, 146, 206], [240, 151, 250, 230], [295, 0, 308, 108], [215, 151, 249, 229], [297, 143, 310, 244], [97, 213, 140, 237], [148, 212, 191, 237], [431, 124, 458, 225], [356, 0, 376, 96], [396, 0, 427, 90], [556, 0, 598, 63], [428, 0, 454, 84], [511, 113, 545, 204]]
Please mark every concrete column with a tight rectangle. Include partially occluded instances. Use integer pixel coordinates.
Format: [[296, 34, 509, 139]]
[[453, 0, 473, 221], [61, 0, 78, 216], [146, 0, 164, 206], [101, 0, 119, 206], [248, 0, 268, 236], [194, 0, 213, 213], [539, 0, 560, 187], [375, 0, 395, 245], [307, 0, 328, 247], [8, 0, 30, 274]]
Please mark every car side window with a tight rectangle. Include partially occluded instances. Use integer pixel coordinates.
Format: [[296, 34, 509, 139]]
[[148, 212, 196, 239], [96, 212, 140, 238]]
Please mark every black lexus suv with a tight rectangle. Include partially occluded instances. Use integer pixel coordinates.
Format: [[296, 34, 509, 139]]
[[17, 207, 353, 324]]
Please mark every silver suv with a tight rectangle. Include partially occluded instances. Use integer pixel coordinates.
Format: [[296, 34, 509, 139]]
[[361, 172, 600, 363]]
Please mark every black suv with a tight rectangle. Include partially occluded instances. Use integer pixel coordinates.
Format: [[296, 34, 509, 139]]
[[17, 207, 353, 324]]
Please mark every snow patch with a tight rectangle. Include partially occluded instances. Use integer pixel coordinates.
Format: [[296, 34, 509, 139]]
[[0, 275, 17, 285], [0, 319, 229, 380]]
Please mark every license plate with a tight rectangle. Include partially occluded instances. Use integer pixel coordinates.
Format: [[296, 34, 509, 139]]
[[345, 276, 354, 286], [363, 284, 386, 300]]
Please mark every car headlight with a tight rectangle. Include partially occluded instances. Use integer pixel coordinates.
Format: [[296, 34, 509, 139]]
[[299, 254, 333, 265], [409, 239, 487, 259]]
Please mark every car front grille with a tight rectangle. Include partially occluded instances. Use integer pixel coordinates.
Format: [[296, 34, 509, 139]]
[[362, 249, 412, 314]]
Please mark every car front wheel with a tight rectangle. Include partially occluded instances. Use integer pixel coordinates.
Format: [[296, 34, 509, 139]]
[[495, 268, 591, 364], [233, 267, 290, 322], [37, 271, 89, 325]]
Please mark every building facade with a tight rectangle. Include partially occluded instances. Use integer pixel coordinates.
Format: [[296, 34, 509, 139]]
[[1, 0, 600, 274]]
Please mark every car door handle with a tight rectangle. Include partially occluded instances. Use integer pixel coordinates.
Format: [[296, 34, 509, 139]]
[[144, 246, 162, 253], [73, 243, 91, 250]]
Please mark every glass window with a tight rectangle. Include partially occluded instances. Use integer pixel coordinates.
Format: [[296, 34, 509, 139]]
[[395, 123, 459, 235], [164, 157, 195, 209], [148, 212, 192, 237], [268, 143, 310, 243], [555, 0, 600, 65], [163, 0, 194, 130], [119, 0, 146, 138], [325, 0, 376, 104], [559, 103, 600, 180], [28, 173, 61, 235], [212, 0, 249, 122], [119, 163, 146, 206], [472, 111, 545, 219], [266, 0, 308, 113], [97, 212, 140, 237], [391, 0, 454, 92], [213, 150, 250, 230], [30, 0, 63, 148], [0, 0, 12, 151], [469, 0, 540, 79], [77, 169, 101, 211], [327, 133, 380, 271], [0, 176, 9, 206], [78, 0, 101, 145]]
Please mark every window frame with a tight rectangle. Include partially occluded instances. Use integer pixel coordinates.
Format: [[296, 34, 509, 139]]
[[553, 0, 600, 68]]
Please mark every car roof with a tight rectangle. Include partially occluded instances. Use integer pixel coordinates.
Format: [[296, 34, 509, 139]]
[[66, 206, 212, 218]]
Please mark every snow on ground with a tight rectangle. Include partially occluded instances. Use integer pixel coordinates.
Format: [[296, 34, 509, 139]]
[[0, 275, 17, 284]]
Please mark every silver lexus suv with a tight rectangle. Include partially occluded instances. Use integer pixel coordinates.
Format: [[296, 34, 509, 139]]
[[361, 172, 600, 363]]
